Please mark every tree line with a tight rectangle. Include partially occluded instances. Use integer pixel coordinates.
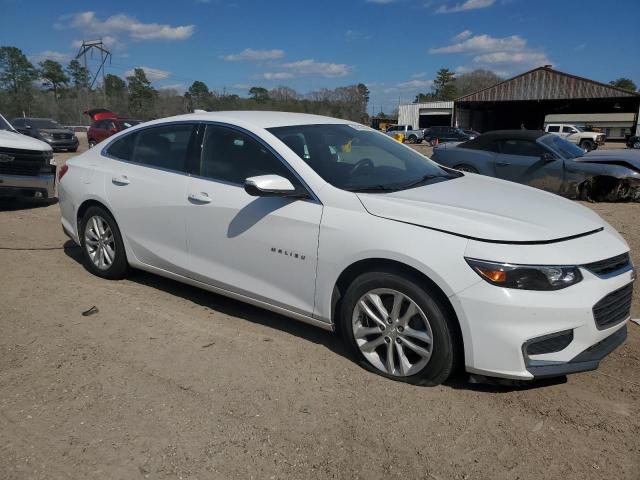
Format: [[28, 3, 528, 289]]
[[0, 45, 371, 125]]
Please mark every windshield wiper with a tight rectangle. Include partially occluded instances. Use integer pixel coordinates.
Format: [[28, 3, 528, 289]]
[[344, 185, 399, 193], [398, 174, 455, 190]]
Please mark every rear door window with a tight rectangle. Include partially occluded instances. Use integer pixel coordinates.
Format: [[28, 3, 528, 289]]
[[547, 125, 560, 133], [106, 123, 196, 172], [498, 139, 546, 157]]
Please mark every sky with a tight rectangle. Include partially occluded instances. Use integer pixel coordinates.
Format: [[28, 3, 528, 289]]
[[1, 0, 639, 113]]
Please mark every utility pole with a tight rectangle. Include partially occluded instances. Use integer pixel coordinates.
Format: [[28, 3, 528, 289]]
[[75, 39, 112, 110]]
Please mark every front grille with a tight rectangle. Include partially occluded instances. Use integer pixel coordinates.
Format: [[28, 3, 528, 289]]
[[584, 253, 631, 277], [53, 133, 72, 140], [593, 283, 634, 330], [0, 147, 52, 176], [525, 329, 574, 356]]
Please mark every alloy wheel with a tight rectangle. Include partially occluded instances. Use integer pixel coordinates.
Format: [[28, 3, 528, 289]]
[[84, 215, 116, 270], [352, 288, 433, 377]]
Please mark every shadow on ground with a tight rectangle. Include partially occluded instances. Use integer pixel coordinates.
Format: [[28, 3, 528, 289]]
[[62, 240, 567, 393]]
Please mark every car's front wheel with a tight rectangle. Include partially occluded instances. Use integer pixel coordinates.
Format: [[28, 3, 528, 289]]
[[407, 135, 417, 144], [580, 139, 594, 151], [339, 270, 459, 386], [633, 139, 640, 149], [80, 206, 129, 279]]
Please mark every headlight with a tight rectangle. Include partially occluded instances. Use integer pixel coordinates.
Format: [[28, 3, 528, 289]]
[[40, 132, 53, 138], [465, 258, 582, 290]]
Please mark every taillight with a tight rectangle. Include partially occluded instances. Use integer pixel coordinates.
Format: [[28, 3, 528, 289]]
[[58, 163, 69, 181]]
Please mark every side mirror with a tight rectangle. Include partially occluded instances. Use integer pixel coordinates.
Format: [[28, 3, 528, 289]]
[[244, 174, 303, 198], [541, 152, 556, 162]]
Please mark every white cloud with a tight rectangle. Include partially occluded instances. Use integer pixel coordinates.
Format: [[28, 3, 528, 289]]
[[222, 48, 285, 61], [397, 79, 433, 89], [255, 72, 295, 80], [65, 11, 194, 41], [429, 33, 526, 54], [281, 59, 352, 77], [437, 0, 495, 14], [124, 66, 171, 81], [411, 72, 427, 78], [29, 51, 73, 63], [473, 51, 550, 66], [453, 30, 473, 41]]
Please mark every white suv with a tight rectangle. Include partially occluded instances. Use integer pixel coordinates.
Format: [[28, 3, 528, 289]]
[[58, 111, 633, 385]]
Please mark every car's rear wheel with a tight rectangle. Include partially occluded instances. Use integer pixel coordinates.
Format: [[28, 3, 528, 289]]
[[339, 270, 459, 386], [453, 164, 478, 173], [633, 139, 640, 149], [80, 206, 129, 279], [88, 139, 97, 148], [407, 135, 417, 144], [429, 138, 440, 147], [580, 139, 594, 151]]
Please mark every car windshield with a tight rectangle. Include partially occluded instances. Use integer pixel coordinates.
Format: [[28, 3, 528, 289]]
[[573, 125, 584, 132], [540, 134, 586, 159], [0, 115, 15, 132], [268, 124, 460, 192], [29, 119, 63, 129]]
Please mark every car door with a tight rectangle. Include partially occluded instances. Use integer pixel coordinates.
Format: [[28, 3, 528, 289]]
[[184, 123, 322, 317], [493, 138, 564, 192], [562, 125, 579, 143], [103, 122, 197, 276]]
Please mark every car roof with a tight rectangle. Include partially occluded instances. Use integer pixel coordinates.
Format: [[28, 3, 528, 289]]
[[146, 111, 355, 129], [460, 129, 547, 149]]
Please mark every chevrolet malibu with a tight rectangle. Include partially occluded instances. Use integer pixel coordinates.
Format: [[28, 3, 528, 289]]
[[58, 111, 634, 385]]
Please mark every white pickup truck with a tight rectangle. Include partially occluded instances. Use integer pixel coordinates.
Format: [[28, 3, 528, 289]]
[[0, 113, 55, 200], [544, 123, 605, 151]]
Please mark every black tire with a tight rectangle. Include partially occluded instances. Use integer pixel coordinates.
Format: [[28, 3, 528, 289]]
[[79, 206, 129, 279], [339, 270, 460, 386], [580, 139, 594, 151], [69, 147, 78, 152], [429, 138, 439, 147], [407, 135, 417, 144], [453, 164, 478, 173], [633, 139, 640, 149], [88, 140, 97, 148]]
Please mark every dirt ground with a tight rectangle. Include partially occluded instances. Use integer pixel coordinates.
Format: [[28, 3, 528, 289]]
[[1, 137, 639, 479]]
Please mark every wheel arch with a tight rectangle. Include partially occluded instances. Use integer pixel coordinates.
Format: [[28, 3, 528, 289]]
[[330, 258, 465, 362], [76, 198, 117, 233]]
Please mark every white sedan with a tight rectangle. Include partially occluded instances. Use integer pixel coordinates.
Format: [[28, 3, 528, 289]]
[[58, 111, 634, 385]]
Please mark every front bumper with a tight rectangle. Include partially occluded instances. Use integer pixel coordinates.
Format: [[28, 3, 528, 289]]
[[0, 173, 56, 198], [451, 257, 634, 381], [526, 325, 626, 379], [42, 137, 79, 150]]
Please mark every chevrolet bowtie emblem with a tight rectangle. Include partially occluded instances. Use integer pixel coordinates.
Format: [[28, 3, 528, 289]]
[[0, 153, 15, 163]]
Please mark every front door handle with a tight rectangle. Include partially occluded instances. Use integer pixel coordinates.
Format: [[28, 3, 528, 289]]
[[111, 175, 130, 185], [188, 192, 212, 204], [496, 162, 511, 167]]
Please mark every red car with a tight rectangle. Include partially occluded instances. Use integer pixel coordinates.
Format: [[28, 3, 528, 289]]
[[85, 109, 141, 148]]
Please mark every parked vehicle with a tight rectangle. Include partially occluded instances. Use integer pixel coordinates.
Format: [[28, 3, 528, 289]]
[[87, 117, 141, 147], [11, 117, 79, 152], [544, 123, 605, 151], [0, 113, 55, 199], [59, 112, 632, 385], [424, 126, 475, 146], [385, 124, 424, 144], [463, 129, 481, 137], [626, 134, 640, 149], [431, 130, 640, 201]]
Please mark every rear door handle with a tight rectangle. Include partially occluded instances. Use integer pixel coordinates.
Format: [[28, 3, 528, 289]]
[[496, 162, 511, 166], [188, 192, 212, 204], [111, 175, 130, 185]]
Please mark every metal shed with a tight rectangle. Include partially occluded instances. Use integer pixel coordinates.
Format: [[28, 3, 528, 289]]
[[454, 66, 640, 136], [398, 101, 454, 129]]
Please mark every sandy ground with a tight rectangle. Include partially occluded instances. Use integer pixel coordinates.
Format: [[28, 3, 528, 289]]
[[1, 136, 639, 479]]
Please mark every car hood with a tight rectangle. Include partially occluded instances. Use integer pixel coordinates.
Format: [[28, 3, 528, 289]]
[[577, 149, 640, 170], [356, 174, 603, 243], [0, 129, 52, 151]]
